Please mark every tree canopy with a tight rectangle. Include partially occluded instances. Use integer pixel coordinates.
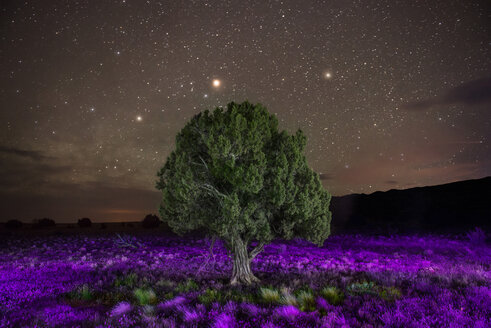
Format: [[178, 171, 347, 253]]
[[156, 101, 332, 284]]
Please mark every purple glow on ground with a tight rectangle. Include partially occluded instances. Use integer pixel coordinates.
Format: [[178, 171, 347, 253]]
[[1, 234, 489, 327]]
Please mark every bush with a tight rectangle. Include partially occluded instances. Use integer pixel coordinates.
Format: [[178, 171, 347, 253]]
[[5, 219, 23, 229], [37, 218, 56, 228], [259, 287, 280, 304], [77, 217, 92, 228], [320, 286, 345, 305], [141, 214, 161, 229], [133, 288, 157, 305], [100, 223, 107, 230], [296, 290, 316, 311]]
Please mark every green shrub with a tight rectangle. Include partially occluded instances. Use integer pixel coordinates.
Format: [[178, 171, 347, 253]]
[[296, 290, 316, 311], [198, 288, 223, 305], [259, 287, 281, 304], [114, 273, 138, 288], [279, 287, 298, 306], [347, 281, 377, 296], [174, 279, 199, 293], [379, 286, 401, 301], [80, 284, 93, 301], [320, 286, 344, 305], [133, 288, 157, 305]]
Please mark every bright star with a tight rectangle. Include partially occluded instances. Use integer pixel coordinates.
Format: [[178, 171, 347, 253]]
[[136, 115, 142, 122], [324, 72, 332, 79], [212, 79, 221, 87]]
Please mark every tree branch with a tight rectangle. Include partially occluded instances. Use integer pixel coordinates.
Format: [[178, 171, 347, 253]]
[[248, 242, 265, 260]]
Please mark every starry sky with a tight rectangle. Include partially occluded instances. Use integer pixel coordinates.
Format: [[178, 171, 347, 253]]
[[1, 0, 490, 222]]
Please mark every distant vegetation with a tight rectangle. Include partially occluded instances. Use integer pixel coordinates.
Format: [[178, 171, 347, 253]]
[[36, 218, 55, 228], [77, 217, 92, 228], [5, 219, 23, 229], [141, 214, 160, 229]]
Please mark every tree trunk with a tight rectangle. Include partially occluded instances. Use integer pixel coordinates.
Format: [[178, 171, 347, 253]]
[[230, 238, 259, 285]]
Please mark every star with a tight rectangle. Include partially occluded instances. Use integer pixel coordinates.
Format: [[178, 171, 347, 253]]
[[136, 115, 142, 122], [212, 79, 221, 87], [324, 72, 332, 79]]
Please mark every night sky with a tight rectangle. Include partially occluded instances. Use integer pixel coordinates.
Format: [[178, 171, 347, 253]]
[[1, 0, 490, 222]]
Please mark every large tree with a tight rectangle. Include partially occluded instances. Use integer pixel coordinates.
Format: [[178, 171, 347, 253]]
[[156, 101, 332, 285]]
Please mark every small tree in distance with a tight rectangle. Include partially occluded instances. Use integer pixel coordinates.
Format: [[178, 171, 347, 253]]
[[156, 101, 332, 285]]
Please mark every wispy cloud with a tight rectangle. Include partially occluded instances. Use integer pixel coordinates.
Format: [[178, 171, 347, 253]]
[[404, 77, 491, 110]]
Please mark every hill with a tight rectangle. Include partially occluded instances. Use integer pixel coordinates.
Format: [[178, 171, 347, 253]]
[[330, 176, 491, 233]]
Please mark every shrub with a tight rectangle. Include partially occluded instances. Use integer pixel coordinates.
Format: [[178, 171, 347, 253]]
[[198, 289, 223, 305], [5, 219, 23, 229], [320, 286, 345, 305], [113, 273, 138, 288], [77, 217, 92, 228], [133, 288, 157, 305], [279, 287, 298, 306], [100, 223, 107, 230], [347, 281, 378, 296], [37, 218, 55, 228], [260, 287, 281, 304], [141, 214, 161, 229], [174, 279, 199, 293], [379, 286, 402, 301], [296, 290, 316, 311]]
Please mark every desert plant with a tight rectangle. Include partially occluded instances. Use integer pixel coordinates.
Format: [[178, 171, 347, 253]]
[[379, 286, 402, 301], [320, 286, 345, 305], [174, 279, 199, 293], [260, 287, 280, 304], [296, 290, 316, 311], [114, 273, 138, 288], [347, 281, 378, 296], [77, 217, 92, 228], [36, 218, 55, 228], [133, 288, 157, 305], [142, 214, 161, 229], [5, 219, 23, 229], [156, 101, 332, 285], [198, 288, 223, 305], [279, 287, 298, 306]]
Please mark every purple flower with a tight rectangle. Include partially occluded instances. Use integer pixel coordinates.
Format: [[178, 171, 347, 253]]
[[110, 301, 132, 317]]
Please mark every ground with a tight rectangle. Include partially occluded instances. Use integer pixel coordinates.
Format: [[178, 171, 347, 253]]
[[0, 229, 489, 327]]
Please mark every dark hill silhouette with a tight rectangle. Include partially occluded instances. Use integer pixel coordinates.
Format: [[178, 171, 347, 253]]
[[330, 176, 491, 233]]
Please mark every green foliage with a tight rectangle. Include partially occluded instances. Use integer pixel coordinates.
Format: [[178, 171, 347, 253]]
[[133, 288, 157, 305], [198, 288, 223, 305], [156, 101, 332, 250], [174, 279, 199, 293], [379, 286, 402, 301], [113, 273, 138, 288], [279, 287, 298, 306], [296, 290, 316, 312], [259, 287, 281, 304], [347, 281, 378, 296], [320, 286, 345, 305], [66, 284, 93, 302]]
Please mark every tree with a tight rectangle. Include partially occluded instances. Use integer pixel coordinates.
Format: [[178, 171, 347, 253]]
[[78, 217, 92, 228], [142, 214, 161, 229], [156, 101, 332, 285]]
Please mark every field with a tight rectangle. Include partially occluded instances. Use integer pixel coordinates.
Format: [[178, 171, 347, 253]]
[[0, 230, 489, 327]]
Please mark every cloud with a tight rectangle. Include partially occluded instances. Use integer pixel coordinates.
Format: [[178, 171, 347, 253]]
[[384, 180, 398, 185], [0, 146, 51, 161], [403, 77, 491, 110]]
